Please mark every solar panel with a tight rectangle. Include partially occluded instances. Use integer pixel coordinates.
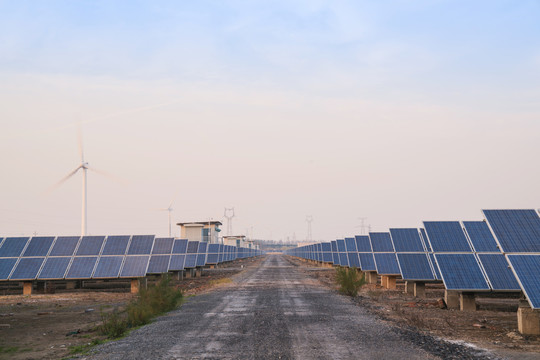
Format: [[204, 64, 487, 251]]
[[434, 254, 490, 291], [127, 235, 155, 255], [0, 258, 17, 280], [0, 237, 30, 257], [331, 241, 339, 264], [369, 233, 394, 252], [206, 244, 220, 264], [339, 252, 349, 267], [184, 254, 198, 268], [22, 237, 55, 257], [336, 239, 346, 252], [463, 221, 499, 252], [10, 257, 45, 280], [101, 235, 130, 255], [477, 254, 520, 291], [93, 256, 124, 278], [389, 229, 424, 252], [66, 256, 98, 279], [396, 254, 435, 280], [152, 237, 174, 255], [321, 242, 333, 263], [483, 209, 540, 253], [76, 236, 105, 256], [419, 228, 432, 251], [423, 222, 472, 252], [507, 255, 540, 308], [169, 254, 186, 271], [359, 253, 376, 271], [429, 253, 441, 280], [147, 255, 171, 274], [355, 235, 372, 252], [196, 242, 208, 266], [120, 256, 150, 277], [374, 253, 400, 275], [217, 244, 224, 263], [38, 257, 71, 279], [49, 236, 80, 256], [186, 241, 199, 254], [172, 239, 189, 254]]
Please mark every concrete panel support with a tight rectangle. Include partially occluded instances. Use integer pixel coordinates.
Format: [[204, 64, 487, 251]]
[[66, 281, 76, 290], [196, 268, 203, 277], [404, 281, 415, 295], [131, 278, 147, 294], [445, 290, 460, 309], [414, 282, 426, 298], [460, 292, 476, 311], [367, 272, 378, 285], [381, 276, 388, 288], [22, 282, 32, 295], [386, 276, 396, 289], [518, 300, 540, 335]]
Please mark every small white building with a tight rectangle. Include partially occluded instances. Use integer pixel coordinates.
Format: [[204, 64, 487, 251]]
[[176, 221, 222, 243]]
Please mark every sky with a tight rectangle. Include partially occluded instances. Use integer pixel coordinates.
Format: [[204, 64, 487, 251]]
[[0, 1, 539, 241]]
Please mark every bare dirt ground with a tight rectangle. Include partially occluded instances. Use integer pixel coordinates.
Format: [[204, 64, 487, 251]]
[[0, 258, 255, 360], [289, 257, 540, 360]]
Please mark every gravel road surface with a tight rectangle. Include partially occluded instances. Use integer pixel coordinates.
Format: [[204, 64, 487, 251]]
[[85, 255, 497, 359]]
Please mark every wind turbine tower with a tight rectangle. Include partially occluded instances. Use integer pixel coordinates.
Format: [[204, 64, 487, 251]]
[[224, 207, 235, 236], [306, 215, 313, 242]]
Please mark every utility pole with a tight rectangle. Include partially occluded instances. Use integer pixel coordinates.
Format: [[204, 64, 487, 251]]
[[224, 207, 235, 236], [306, 215, 313, 242]]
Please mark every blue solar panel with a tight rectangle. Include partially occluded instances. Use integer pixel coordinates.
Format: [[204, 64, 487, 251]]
[[344, 238, 357, 251], [0, 237, 30, 257], [22, 237, 55, 257], [101, 235, 130, 255], [397, 254, 435, 280], [330, 241, 338, 252], [66, 257, 98, 278], [93, 256, 123, 278], [389, 229, 424, 252], [198, 242, 208, 253], [507, 255, 540, 309], [429, 253, 441, 280], [322, 252, 333, 263], [339, 253, 349, 267], [347, 252, 360, 268], [206, 253, 219, 264], [369, 233, 394, 252], [483, 209, 540, 253], [152, 237, 174, 254], [477, 254, 520, 291], [184, 254, 198, 268], [336, 239, 346, 252], [423, 222, 472, 252], [0, 258, 17, 280], [355, 235, 372, 252], [419, 228, 431, 251], [76, 236, 105, 256], [49, 236, 80, 256], [463, 221, 499, 252], [10, 257, 45, 280], [218, 245, 224, 263], [208, 244, 220, 253], [169, 254, 186, 270], [434, 254, 489, 291], [322, 242, 331, 252], [38, 257, 71, 279], [359, 253, 376, 271], [172, 239, 189, 254], [127, 235, 155, 255], [186, 241, 199, 254], [120, 256, 150, 277], [374, 253, 400, 275], [147, 255, 171, 274], [196, 253, 207, 267]]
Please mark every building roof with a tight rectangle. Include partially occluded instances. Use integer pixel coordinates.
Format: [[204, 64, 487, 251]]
[[223, 235, 247, 239], [176, 221, 223, 226]]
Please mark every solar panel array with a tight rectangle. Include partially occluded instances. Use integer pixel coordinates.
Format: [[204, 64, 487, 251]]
[[0, 235, 263, 282], [285, 208, 540, 308]]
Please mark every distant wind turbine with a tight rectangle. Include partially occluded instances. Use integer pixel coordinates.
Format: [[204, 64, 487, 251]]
[[48, 129, 116, 236], [159, 201, 174, 237]]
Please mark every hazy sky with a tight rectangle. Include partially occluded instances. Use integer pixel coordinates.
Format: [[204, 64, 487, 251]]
[[1, 1, 539, 241]]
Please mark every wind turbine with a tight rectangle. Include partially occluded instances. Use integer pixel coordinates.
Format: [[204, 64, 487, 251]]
[[159, 201, 174, 237], [49, 130, 113, 236]]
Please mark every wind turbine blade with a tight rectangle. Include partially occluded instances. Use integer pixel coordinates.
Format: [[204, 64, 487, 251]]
[[168, 200, 174, 209], [77, 124, 85, 163], [45, 166, 82, 194], [87, 166, 127, 185]]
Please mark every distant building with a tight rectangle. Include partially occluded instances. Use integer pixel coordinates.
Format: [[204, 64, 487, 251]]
[[223, 235, 259, 250], [176, 221, 222, 243]]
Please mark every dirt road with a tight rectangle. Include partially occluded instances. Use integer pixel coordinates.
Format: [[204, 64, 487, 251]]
[[85, 255, 496, 359]]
